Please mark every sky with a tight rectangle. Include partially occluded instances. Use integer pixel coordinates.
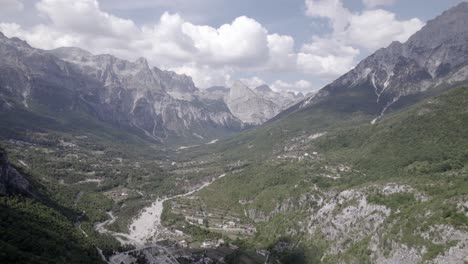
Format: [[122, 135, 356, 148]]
[[0, 0, 465, 93]]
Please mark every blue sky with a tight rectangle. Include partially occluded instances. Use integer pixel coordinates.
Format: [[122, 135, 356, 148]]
[[0, 0, 466, 92]]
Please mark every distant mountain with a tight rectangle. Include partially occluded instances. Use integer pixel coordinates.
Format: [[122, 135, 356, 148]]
[[201, 81, 304, 125], [253, 84, 304, 112], [296, 2, 468, 123], [0, 34, 244, 143]]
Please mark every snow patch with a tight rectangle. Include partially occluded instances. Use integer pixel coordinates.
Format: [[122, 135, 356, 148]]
[[308, 132, 327, 140], [206, 139, 218, 144], [177, 145, 199, 150], [371, 96, 400, 124], [193, 133, 204, 139]]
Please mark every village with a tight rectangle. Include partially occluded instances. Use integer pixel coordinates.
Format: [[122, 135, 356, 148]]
[[162, 194, 257, 249]]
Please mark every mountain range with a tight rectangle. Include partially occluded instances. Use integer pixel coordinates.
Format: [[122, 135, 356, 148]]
[[0, 35, 302, 144]]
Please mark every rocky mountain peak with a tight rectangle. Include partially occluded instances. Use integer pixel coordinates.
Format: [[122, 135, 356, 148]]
[[299, 2, 468, 124], [255, 84, 273, 93], [0, 32, 33, 52], [50, 47, 93, 60], [229, 81, 257, 101], [407, 2, 468, 50], [153, 68, 197, 100], [135, 57, 150, 69]]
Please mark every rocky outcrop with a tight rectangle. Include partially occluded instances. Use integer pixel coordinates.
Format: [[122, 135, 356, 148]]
[[254, 85, 304, 111], [0, 149, 30, 196], [201, 81, 304, 125], [225, 81, 280, 125], [243, 181, 468, 263]]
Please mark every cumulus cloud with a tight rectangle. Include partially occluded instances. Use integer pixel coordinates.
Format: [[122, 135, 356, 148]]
[[299, 0, 424, 78], [305, 0, 351, 32], [239, 76, 266, 88], [266, 34, 297, 71], [170, 63, 232, 89], [297, 36, 360, 78], [0, 0, 299, 88], [304, 0, 423, 49], [341, 9, 423, 49], [271, 80, 316, 93], [181, 16, 269, 66]]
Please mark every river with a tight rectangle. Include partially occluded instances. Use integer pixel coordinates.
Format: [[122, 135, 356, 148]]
[[95, 173, 226, 247]]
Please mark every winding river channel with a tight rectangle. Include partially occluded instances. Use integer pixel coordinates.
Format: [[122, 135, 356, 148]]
[[95, 173, 227, 248]]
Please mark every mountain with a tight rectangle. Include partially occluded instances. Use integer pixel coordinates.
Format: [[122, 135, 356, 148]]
[[0, 33, 243, 144], [158, 4, 468, 263], [224, 81, 280, 124], [177, 85, 468, 263], [296, 2, 468, 123], [200, 81, 304, 125]]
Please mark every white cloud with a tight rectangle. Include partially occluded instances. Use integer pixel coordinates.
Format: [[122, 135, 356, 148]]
[[304, 0, 423, 50], [300, 0, 424, 78], [36, 0, 139, 37], [342, 9, 423, 50], [0, 22, 81, 48], [305, 0, 351, 32], [0, 0, 24, 14], [141, 12, 197, 65], [266, 34, 297, 71], [170, 63, 232, 89], [297, 36, 359, 78], [239, 76, 266, 88], [181, 16, 269, 66], [271, 80, 316, 93], [362, 0, 395, 9], [0, 0, 300, 88]]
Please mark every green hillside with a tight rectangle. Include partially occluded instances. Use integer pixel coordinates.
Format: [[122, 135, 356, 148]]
[[0, 197, 103, 264], [165, 86, 468, 263]]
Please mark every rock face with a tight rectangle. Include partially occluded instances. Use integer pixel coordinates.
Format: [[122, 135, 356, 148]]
[[300, 2, 468, 122], [244, 183, 468, 264], [254, 85, 304, 111], [0, 149, 30, 196], [225, 81, 280, 125], [202, 81, 304, 125], [0, 32, 305, 140], [0, 33, 243, 143]]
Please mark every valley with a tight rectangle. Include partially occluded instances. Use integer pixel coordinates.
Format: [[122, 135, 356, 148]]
[[1, 2, 468, 264]]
